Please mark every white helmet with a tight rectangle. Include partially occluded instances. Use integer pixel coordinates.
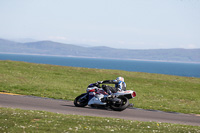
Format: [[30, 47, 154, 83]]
[[116, 77, 124, 82]]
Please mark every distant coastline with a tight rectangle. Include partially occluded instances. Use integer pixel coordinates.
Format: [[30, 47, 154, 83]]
[[1, 52, 200, 64], [1, 38, 200, 63]]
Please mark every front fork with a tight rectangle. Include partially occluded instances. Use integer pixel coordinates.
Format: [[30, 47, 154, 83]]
[[79, 94, 88, 102]]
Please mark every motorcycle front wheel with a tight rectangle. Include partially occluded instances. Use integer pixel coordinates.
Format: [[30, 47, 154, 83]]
[[110, 96, 129, 111], [74, 93, 88, 107]]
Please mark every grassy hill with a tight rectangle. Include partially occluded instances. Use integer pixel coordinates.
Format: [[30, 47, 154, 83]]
[[0, 60, 200, 114]]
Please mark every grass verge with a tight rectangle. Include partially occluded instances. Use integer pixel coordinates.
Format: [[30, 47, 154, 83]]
[[1, 107, 200, 133], [0, 60, 200, 114]]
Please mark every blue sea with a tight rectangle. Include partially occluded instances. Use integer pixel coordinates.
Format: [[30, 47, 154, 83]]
[[0, 53, 200, 78]]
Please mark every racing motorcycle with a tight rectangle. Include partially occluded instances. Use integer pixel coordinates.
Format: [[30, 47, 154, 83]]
[[74, 82, 136, 111]]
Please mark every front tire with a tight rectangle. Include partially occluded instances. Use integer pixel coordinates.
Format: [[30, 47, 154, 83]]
[[110, 96, 129, 111], [74, 93, 88, 107]]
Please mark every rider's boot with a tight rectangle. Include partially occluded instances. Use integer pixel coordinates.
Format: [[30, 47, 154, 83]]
[[107, 94, 116, 99], [101, 94, 116, 102]]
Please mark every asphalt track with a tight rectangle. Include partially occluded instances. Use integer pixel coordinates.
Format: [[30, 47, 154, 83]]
[[0, 93, 199, 126]]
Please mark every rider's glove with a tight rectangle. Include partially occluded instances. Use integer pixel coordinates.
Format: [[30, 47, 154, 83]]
[[97, 81, 103, 84]]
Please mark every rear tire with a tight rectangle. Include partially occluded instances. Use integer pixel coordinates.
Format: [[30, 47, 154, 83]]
[[74, 93, 88, 107], [110, 96, 129, 111]]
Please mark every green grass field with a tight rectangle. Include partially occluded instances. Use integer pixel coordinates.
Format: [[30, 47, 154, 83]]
[[0, 60, 200, 114], [1, 107, 200, 133]]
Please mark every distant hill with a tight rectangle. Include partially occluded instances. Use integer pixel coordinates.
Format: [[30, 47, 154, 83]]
[[0, 38, 200, 63]]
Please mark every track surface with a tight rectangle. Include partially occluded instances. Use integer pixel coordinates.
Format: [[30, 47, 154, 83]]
[[0, 93, 199, 126]]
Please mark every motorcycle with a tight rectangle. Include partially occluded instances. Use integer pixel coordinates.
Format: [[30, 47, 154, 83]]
[[74, 82, 136, 111]]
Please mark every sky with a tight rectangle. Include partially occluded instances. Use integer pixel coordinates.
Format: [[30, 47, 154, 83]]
[[0, 0, 200, 49]]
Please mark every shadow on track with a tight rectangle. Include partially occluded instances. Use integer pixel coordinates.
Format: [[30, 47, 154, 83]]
[[61, 104, 113, 111]]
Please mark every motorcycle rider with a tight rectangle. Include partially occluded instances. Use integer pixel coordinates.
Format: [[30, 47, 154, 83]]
[[98, 77, 126, 95], [87, 77, 126, 102]]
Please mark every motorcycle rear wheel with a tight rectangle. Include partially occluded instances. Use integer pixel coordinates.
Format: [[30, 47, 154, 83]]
[[110, 96, 129, 111], [74, 93, 88, 107]]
